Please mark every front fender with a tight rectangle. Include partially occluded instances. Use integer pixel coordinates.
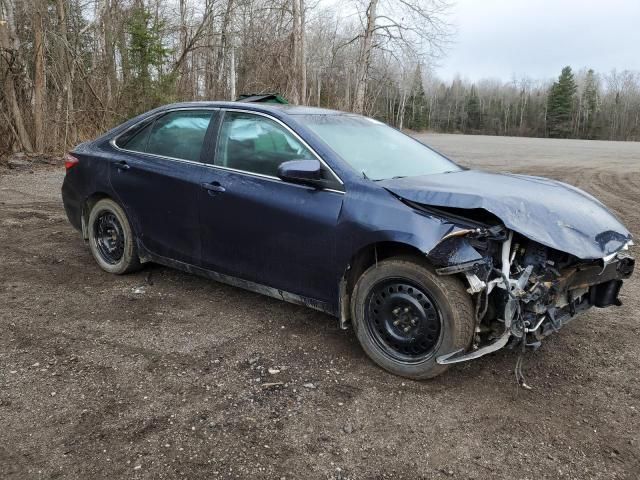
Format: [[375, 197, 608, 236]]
[[336, 185, 474, 274]]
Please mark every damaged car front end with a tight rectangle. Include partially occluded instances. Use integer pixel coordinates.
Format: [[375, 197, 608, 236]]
[[381, 169, 636, 368]]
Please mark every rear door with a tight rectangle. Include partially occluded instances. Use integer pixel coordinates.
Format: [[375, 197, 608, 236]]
[[109, 109, 217, 265], [198, 110, 344, 303]]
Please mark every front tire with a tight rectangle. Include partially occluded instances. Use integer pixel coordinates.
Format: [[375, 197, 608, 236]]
[[351, 257, 474, 379], [88, 198, 141, 274]]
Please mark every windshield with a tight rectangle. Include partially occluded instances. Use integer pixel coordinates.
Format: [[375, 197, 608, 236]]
[[297, 114, 461, 180]]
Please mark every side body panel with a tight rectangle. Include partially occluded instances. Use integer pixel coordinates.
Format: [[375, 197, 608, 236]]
[[106, 142, 208, 265], [198, 161, 344, 303], [61, 142, 115, 231], [333, 182, 465, 278], [139, 247, 337, 315]]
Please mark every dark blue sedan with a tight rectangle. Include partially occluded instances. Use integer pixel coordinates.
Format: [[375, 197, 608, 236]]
[[62, 102, 634, 379]]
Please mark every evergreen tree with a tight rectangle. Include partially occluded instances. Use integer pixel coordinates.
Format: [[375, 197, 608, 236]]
[[405, 64, 428, 130], [465, 84, 482, 131], [126, 6, 173, 115], [546, 66, 577, 138], [581, 69, 599, 137]]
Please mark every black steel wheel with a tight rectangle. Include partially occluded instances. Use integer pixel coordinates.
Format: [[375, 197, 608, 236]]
[[93, 211, 125, 264], [365, 279, 442, 363], [88, 198, 141, 274], [351, 256, 475, 380]]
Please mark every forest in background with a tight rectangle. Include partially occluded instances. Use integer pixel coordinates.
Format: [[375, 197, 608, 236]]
[[1, 0, 640, 156]]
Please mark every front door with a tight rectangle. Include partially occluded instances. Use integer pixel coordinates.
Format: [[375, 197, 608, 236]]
[[198, 110, 344, 303]]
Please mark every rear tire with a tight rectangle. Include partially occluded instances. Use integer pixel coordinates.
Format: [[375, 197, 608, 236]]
[[88, 198, 141, 274], [350, 256, 474, 379]]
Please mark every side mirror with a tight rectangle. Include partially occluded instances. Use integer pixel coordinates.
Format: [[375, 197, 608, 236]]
[[277, 159, 322, 185]]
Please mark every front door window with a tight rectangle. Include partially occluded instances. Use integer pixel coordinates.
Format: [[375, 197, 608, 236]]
[[216, 112, 314, 176]]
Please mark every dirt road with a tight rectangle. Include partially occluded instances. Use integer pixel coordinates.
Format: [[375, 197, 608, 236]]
[[1, 134, 639, 479]]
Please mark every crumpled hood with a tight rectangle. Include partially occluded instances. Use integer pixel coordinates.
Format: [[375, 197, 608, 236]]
[[380, 170, 632, 259]]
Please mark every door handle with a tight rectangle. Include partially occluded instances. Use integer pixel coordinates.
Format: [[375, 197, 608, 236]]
[[201, 181, 226, 194], [116, 160, 130, 171]]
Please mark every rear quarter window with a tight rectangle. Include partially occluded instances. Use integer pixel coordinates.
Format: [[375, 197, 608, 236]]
[[115, 120, 153, 150], [117, 122, 153, 151]]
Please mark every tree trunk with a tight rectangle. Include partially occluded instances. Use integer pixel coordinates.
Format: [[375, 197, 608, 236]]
[[290, 0, 301, 104], [33, 4, 45, 152], [103, 1, 118, 112], [345, 67, 351, 108], [204, 9, 215, 97], [353, 0, 377, 113], [95, 0, 109, 101], [398, 90, 407, 129], [55, 0, 75, 150], [178, 0, 189, 96], [0, 0, 33, 151], [215, 0, 234, 99], [519, 90, 526, 133], [2, 72, 33, 152], [299, 0, 306, 103], [117, 12, 130, 86], [229, 43, 236, 100]]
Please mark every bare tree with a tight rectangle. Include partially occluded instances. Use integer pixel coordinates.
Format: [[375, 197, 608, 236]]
[[54, 0, 76, 148], [0, 0, 33, 151], [352, 0, 452, 113], [215, 0, 235, 98], [290, 0, 306, 103], [353, 0, 378, 113], [32, 0, 45, 152]]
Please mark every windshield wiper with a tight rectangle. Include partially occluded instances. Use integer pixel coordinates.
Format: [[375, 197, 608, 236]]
[[370, 175, 405, 182]]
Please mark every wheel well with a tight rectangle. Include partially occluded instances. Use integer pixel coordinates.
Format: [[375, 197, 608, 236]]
[[339, 241, 427, 328], [81, 192, 111, 239], [345, 242, 426, 292]]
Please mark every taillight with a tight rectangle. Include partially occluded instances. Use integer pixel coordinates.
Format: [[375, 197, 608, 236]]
[[64, 153, 79, 171]]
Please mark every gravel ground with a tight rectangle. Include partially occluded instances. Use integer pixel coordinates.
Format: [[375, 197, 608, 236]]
[[1, 134, 639, 479]]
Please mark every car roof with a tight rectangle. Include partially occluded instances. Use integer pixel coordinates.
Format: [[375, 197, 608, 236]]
[[159, 101, 353, 117]]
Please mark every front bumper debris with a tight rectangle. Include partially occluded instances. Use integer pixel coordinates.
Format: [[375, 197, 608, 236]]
[[436, 231, 635, 366]]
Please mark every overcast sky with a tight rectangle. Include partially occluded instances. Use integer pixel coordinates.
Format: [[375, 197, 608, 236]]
[[435, 0, 640, 82]]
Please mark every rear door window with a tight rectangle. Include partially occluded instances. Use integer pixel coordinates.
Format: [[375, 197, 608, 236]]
[[117, 110, 214, 162]]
